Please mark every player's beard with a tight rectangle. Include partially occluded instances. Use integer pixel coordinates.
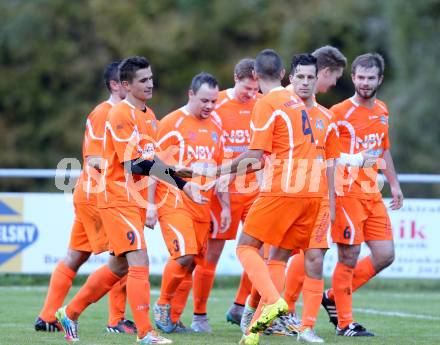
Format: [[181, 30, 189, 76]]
[[356, 85, 378, 100]]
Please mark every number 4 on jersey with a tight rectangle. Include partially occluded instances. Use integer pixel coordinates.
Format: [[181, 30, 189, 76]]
[[301, 110, 315, 143]]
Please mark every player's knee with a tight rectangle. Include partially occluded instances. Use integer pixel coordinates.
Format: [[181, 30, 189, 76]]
[[125, 249, 149, 268], [64, 250, 91, 271], [338, 245, 360, 267], [108, 255, 129, 277], [176, 254, 194, 268], [377, 250, 395, 271], [304, 251, 324, 278]]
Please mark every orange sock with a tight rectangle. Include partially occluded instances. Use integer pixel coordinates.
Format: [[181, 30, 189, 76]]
[[193, 261, 216, 314], [66, 265, 120, 320], [248, 286, 261, 309], [108, 274, 127, 326], [326, 256, 376, 302], [158, 259, 188, 305], [352, 256, 377, 291], [170, 271, 192, 323], [236, 245, 279, 305], [234, 271, 252, 306], [285, 251, 305, 313], [327, 288, 335, 301], [127, 266, 152, 338], [40, 261, 76, 322], [301, 276, 324, 329], [332, 262, 354, 329], [267, 259, 286, 293]]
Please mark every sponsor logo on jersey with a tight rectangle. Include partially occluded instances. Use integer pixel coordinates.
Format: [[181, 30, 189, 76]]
[[355, 133, 385, 150], [223, 129, 250, 144], [187, 145, 216, 160]]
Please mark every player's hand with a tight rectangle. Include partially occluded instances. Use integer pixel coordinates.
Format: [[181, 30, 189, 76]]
[[220, 206, 231, 233], [182, 182, 212, 204], [389, 184, 403, 210], [361, 148, 379, 168], [175, 167, 194, 178], [145, 208, 158, 229]]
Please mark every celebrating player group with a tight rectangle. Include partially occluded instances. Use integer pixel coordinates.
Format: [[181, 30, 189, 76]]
[[34, 46, 403, 344]]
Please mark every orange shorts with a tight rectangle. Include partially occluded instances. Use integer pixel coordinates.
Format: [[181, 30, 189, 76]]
[[209, 191, 258, 240], [99, 206, 146, 257], [69, 203, 108, 254], [242, 196, 322, 251], [332, 196, 393, 245], [159, 211, 210, 260], [308, 199, 331, 249]]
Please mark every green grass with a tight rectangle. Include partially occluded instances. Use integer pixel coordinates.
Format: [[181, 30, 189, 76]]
[[1, 284, 440, 345]]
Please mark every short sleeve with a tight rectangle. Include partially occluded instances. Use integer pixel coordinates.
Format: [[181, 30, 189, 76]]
[[84, 107, 107, 157], [107, 110, 142, 163], [156, 116, 180, 165], [249, 99, 274, 153]]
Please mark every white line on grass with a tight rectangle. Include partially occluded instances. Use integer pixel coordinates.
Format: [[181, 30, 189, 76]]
[[353, 307, 440, 321], [2, 286, 440, 321]]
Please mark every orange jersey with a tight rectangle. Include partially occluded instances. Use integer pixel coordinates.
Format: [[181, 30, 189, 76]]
[[308, 102, 340, 196], [155, 108, 224, 222], [215, 89, 261, 193], [74, 100, 113, 205], [249, 87, 323, 197], [98, 99, 157, 209], [331, 97, 390, 199]]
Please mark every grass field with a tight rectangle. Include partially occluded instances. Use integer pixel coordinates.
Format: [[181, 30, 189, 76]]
[[1, 282, 440, 345]]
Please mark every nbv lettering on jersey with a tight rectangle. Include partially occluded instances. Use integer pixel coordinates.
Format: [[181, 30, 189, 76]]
[[224, 129, 250, 144], [355, 133, 385, 150], [187, 145, 215, 160]]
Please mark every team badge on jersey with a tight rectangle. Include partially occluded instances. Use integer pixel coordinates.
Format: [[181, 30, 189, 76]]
[[188, 131, 197, 142], [0, 197, 39, 272], [315, 119, 324, 131], [380, 115, 388, 125], [211, 131, 218, 143]]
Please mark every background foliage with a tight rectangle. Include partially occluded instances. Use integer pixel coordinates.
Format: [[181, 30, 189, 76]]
[[1, 0, 439, 194]]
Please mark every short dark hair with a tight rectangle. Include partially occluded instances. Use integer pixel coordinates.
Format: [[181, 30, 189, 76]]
[[312, 46, 347, 71], [255, 49, 283, 81], [103, 60, 121, 92], [119, 56, 150, 83], [290, 53, 318, 75], [190, 72, 218, 94], [234, 58, 256, 80], [351, 53, 385, 77]]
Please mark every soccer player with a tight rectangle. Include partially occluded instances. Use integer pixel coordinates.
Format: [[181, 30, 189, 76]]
[[275, 46, 348, 337], [323, 53, 403, 337], [35, 61, 136, 334], [211, 49, 325, 345], [286, 45, 347, 94], [191, 58, 261, 330], [152, 72, 231, 334], [281, 53, 341, 342], [56, 56, 207, 344]]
